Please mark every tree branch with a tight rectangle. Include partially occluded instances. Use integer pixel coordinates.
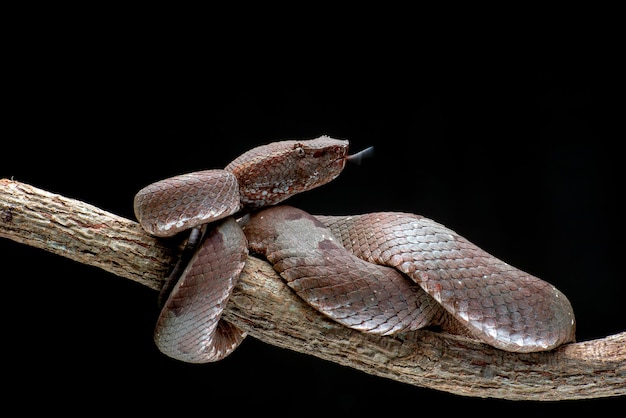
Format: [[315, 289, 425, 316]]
[[1, 178, 624, 401]]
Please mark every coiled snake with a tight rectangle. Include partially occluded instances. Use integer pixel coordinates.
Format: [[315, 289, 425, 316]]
[[133, 136, 576, 363]]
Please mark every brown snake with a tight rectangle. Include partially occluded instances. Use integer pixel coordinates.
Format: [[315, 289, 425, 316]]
[[133, 136, 576, 363]]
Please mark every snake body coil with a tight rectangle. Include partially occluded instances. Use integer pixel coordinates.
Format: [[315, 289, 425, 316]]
[[134, 136, 576, 363]]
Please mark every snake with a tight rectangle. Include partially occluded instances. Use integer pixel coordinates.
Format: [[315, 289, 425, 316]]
[[133, 136, 576, 363]]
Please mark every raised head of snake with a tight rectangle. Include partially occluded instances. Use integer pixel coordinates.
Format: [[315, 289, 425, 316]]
[[134, 136, 349, 238], [225, 137, 349, 209]]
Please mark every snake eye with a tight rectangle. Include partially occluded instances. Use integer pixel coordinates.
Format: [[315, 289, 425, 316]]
[[294, 144, 305, 157]]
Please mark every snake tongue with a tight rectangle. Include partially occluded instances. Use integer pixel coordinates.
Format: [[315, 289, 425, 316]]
[[346, 146, 375, 165]]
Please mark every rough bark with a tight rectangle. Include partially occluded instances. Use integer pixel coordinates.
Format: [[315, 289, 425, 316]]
[[1, 178, 624, 401]]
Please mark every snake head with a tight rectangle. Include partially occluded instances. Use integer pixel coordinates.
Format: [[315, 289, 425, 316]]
[[226, 135, 349, 208]]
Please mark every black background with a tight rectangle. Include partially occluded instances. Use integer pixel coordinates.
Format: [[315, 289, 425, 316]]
[[2, 23, 624, 413]]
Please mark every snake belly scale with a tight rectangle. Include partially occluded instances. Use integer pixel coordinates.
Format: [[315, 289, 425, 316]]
[[133, 136, 576, 363]]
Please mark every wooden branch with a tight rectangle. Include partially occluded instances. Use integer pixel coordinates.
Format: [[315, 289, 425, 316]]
[[1, 178, 624, 401]]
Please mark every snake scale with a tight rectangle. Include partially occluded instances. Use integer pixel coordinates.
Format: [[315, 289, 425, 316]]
[[133, 136, 576, 363]]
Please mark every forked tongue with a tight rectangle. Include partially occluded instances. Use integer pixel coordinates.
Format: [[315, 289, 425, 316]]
[[346, 146, 375, 165]]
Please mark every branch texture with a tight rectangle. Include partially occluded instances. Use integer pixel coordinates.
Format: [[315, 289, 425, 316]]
[[1, 178, 624, 401]]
